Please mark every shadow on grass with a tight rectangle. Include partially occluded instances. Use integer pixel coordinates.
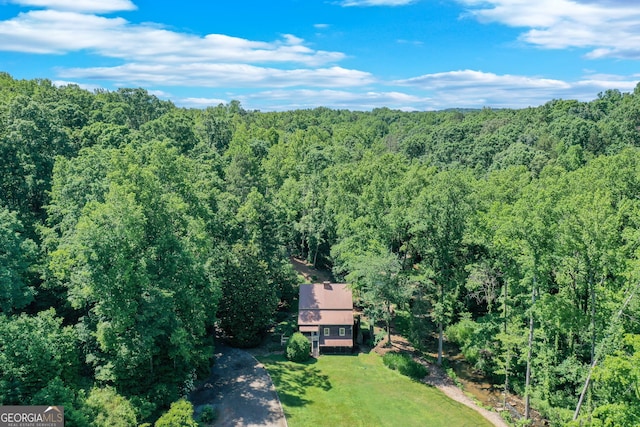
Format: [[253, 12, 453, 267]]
[[263, 357, 332, 408]]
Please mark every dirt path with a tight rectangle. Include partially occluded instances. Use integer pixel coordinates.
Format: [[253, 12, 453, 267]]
[[190, 341, 287, 427], [289, 257, 516, 427], [421, 363, 510, 427], [290, 256, 332, 283], [374, 336, 511, 427]]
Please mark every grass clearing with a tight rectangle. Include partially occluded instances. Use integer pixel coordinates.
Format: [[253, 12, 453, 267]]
[[260, 352, 494, 427]]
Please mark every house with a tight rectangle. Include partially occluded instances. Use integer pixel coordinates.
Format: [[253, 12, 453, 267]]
[[298, 282, 354, 356]]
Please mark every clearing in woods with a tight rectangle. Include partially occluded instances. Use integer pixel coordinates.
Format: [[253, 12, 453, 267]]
[[287, 257, 509, 427], [260, 352, 495, 427]]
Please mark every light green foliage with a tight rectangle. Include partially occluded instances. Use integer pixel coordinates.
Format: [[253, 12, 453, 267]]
[[445, 313, 498, 375], [154, 399, 198, 427], [589, 334, 640, 426], [85, 387, 137, 427], [286, 332, 311, 362]]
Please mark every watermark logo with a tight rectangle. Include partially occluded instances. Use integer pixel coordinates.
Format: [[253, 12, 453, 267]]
[[0, 406, 64, 427]]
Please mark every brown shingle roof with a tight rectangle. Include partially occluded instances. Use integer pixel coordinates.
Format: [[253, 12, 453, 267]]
[[298, 283, 353, 326]]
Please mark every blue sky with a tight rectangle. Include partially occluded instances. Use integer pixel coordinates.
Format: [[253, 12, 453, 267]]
[[0, 0, 639, 111]]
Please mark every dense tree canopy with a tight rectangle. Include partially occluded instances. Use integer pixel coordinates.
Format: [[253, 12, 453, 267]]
[[2, 72, 640, 425]]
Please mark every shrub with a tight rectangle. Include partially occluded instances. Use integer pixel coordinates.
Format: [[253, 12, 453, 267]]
[[374, 329, 387, 346], [383, 352, 428, 380], [286, 332, 311, 362], [154, 399, 198, 427], [446, 368, 462, 388], [274, 319, 296, 337], [445, 314, 496, 375], [85, 387, 137, 427], [445, 316, 477, 347], [198, 405, 217, 424]]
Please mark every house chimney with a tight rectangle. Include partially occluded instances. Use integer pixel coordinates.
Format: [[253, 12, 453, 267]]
[[323, 281, 331, 289]]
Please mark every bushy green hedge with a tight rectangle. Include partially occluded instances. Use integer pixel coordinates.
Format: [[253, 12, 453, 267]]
[[286, 332, 311, 362], [382, 352, 428, 380], [154, 399, 198, 427]]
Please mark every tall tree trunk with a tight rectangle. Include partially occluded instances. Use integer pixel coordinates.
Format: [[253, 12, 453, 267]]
[[437, 282, 444, 366], [503, 280, 509, 406], [524, 275, 536, 420], [437, 321, 443, 365], [313, 241, 320, 267], [503, 279, 508, 335], [589, 276, 601, 365], [386, 300, 392, 347]]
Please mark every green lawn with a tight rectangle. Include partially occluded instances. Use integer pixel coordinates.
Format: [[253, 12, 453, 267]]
[[259, 352, 494, 427]]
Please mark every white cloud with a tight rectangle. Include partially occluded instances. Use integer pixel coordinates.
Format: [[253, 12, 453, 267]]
[[146, 89, 171, 98], [0, 3, 376, 93], [59, 63, 375, 88], [240, 89, 430, 111], [457, 0, 640, 59], [0, 10, 344, 66], [340, 0, 416, 6], [4, 1, 637, 112], [397, 70, 570, 90], [52, 80, 102, 91], [7, 0, 136, 13], [397, 39, 423, 46], [395, 69, 638, 108], [176, 97, 229, 108]]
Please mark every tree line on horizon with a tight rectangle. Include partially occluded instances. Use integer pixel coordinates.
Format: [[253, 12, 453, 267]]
[[1, 71, 640, 425]]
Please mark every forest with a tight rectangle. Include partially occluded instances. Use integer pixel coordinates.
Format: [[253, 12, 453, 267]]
[[1, 70, 640, 426]]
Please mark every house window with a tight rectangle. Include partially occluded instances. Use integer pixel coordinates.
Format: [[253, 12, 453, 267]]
[[339, 327, 346, 336], [323, 327, 330, 336]]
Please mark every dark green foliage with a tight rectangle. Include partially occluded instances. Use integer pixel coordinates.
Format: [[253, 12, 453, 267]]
[[5, 72, 640, 425], [286, 332, 312, 362], [382, 352, 428, 380], [0, 206, 37, 313], [198, 405, 217, 424], [31, 378, 90, 427], [274, 318, 297, 337], [0, 309, 81, 405], [218, 243, 278, 347], [45, 142, 222, 414]]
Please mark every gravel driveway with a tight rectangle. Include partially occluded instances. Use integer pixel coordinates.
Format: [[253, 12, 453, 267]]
[[190, 341, 287, 427]]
